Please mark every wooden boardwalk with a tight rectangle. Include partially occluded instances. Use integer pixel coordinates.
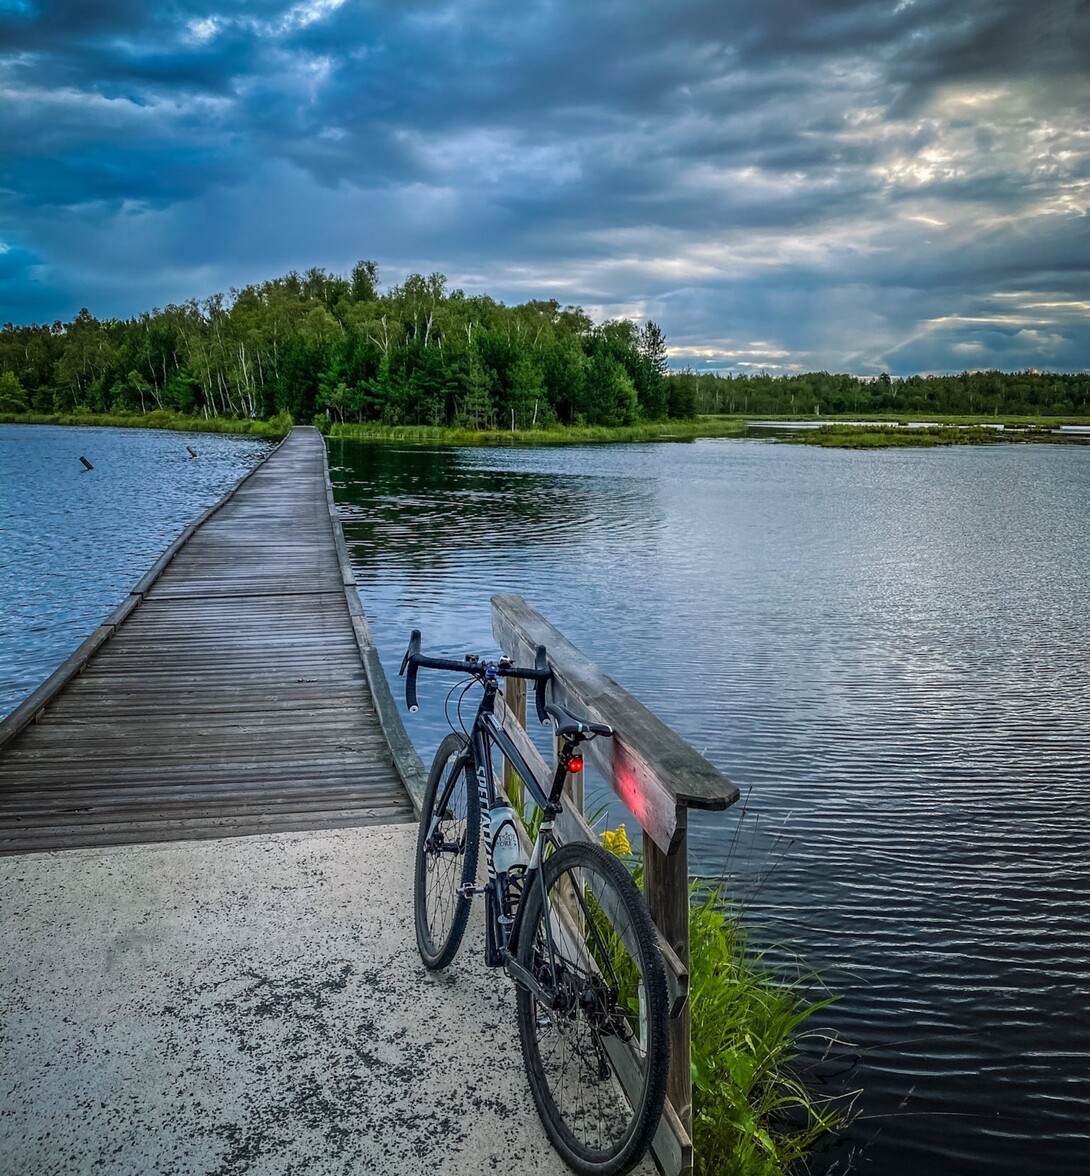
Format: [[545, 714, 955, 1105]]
[[0, 427, 417, 853]]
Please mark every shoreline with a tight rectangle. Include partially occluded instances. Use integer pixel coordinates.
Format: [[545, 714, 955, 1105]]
[[4, 410, 1088, 449]]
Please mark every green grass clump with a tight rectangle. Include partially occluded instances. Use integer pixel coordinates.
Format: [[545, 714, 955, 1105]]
[[0, 408, 293, 438], [688, 886, 842, 1175], [328, 418, 748, 446], [596, 827, 844, 1174]]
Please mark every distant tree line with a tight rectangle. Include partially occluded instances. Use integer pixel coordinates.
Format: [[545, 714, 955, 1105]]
[[2, 263, 1085, 426], [669, 368, 1089, 418], [0, 262, 676, 428]]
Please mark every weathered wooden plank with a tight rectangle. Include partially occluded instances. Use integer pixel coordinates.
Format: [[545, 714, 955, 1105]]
[[325, 471, 428, 815], [492, 593, 738, 852]]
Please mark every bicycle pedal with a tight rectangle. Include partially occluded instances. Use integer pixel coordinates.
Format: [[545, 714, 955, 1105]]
[[457, 883, 487, 898]]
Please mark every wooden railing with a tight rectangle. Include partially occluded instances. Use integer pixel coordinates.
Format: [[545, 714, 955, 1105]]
[[491, 594, 739, 1176]]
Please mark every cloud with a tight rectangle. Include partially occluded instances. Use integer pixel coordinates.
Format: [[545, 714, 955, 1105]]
[[1, 0, 1087, 373]]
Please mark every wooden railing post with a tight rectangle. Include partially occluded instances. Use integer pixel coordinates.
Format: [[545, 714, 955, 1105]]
[[492, 593, 737, 1176], [644, 814, 692, 1167], [503, 675, 527, 815]]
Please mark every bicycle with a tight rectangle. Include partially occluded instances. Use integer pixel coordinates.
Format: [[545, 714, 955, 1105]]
[[399, 630, 670, 1176]]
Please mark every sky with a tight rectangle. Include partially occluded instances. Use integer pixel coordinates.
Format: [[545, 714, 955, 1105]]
[[1, 0, 1088, 375]]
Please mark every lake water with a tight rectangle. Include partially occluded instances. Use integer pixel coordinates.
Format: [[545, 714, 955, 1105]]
[[329, 437, 1090, 1176], [0, 425, 274, 716], [4, 426, 1087, 1173]]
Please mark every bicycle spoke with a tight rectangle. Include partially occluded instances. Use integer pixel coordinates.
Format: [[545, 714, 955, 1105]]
[[516, 842, 669, 1174], [414, 734, 479, 969]]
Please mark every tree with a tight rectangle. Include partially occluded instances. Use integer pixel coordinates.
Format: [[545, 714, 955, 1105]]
[[585, 352, 639, 426], [350, 260, 379, 303], [0, 370, 27, 413], [507, 352, 545, 428], [457, 347, 494, 428], [638, 321, 668, 376]]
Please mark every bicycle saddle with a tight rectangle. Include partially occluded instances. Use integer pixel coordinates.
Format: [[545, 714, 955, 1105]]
[[544, 702, 614, 740]]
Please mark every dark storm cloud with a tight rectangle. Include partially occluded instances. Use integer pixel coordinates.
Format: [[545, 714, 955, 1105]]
[[1, 0, 1087, 372]]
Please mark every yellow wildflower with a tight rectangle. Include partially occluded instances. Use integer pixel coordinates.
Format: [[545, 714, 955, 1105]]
[[600, 823, 632, 856]]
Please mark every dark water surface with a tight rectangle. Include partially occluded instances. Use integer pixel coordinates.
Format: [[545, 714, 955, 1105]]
[[330, 437, 1090, 1176], [0, 424, 273, 716]]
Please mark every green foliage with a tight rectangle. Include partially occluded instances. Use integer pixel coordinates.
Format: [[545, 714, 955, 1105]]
[[673, 368, 1090, 418], [595, 831, 845, 1175], [585, 352, 639, 426], [687, 887, 843, 1175], [800, 424, 997, 448], [329, 417, 749, 446], [0, 409, 292, 438], [0, 262, 680, 433], [266, 410, 294, 437], [0, 370, 28, 413]]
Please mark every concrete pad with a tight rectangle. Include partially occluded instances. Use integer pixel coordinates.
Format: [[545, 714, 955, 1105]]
[[0, 825, 655, 1175]]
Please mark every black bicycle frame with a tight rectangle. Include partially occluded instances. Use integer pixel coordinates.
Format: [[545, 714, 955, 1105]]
[[455, 680, 570, 976]]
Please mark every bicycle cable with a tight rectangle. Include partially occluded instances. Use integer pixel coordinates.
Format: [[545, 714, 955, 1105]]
[[453, 676, 479, 739], [443, 674, 479, 738]]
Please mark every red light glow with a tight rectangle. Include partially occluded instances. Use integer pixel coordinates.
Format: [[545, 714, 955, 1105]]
[[567, 754, 584, 774]]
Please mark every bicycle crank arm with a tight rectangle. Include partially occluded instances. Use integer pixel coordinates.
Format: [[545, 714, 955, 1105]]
[[503, 953, 556, 1007]]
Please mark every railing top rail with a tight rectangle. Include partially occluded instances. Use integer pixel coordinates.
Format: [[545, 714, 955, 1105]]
[[492, 593, 739, 853]]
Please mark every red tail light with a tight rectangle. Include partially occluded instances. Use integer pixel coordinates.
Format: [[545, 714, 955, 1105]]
[[567, 754, 584, 774]]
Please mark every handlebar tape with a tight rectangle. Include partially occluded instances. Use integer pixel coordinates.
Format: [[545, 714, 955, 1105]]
[[402, 630, 421, 712], [534, 644, 549, 724], [400, 630, 552, 716]]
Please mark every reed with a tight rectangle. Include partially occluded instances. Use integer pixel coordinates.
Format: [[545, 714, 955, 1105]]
[[328, 419, 748, 445], [0, 409, 293, 438]]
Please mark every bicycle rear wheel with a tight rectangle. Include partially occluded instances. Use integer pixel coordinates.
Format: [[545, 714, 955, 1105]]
[[516, 841, 669, 1175], [414, 732, 480, 969]]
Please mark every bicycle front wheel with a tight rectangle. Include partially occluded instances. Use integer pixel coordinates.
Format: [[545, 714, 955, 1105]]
[[516, 841, 670, 1175], [414, 732, 480, 969]]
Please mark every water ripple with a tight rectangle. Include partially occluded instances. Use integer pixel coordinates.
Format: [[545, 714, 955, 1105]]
[[331, 437, 1090, 1176], [1, 425, 273, 715]]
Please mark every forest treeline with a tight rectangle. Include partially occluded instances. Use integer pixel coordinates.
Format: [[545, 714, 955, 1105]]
[[0, 262, 673, 428], [1, 260, 1086, 425], [671, 368, 1089, 417]]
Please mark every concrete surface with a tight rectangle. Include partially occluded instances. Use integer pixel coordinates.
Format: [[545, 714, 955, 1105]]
[[0, 825, 655, 1175]]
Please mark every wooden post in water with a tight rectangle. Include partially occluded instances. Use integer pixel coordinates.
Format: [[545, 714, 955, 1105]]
[[644, 820, 692, 1135]]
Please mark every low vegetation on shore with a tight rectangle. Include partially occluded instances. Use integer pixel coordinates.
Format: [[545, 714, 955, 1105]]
[[790, 422, 1085, 449], [5, 406, 1087, 452], [326, 417, 748, 445], [0, 407, 293, 438], [598, 826, 846, 1175]]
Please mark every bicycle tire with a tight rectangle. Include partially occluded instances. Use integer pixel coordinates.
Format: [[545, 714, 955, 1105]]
[[414, 732, 481, 969], [516, 841, 670, 1175]]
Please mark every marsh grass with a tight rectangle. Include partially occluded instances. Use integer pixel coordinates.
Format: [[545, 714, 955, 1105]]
[[329, 419, 748, 446], [687, 883, 847, 1174], [799, 425, 1000, 449], [0, 408, 294, 438]]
